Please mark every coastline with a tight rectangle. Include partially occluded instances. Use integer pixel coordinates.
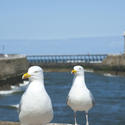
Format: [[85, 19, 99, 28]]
[[0, 54, 125, 90]]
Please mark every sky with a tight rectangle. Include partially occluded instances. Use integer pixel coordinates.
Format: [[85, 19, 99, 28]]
[[0, 0, 125, 54], [0, 0, 125, 40]]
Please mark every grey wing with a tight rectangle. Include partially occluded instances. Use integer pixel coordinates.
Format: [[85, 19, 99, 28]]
[[18, 85, 28, 114], [18, 99, 22, 114], [89, 90, 95, 107], [66, 95, 69, 105], [18, 92, 26, 114]]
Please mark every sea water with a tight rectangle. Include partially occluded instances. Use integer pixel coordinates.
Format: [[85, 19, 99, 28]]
[[0, 71, 125, 125]]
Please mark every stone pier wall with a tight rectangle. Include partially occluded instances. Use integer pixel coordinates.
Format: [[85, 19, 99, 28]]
[[0, 55, 29, 89], [102, 54, 125, 66], [1, 54, 125, 89]]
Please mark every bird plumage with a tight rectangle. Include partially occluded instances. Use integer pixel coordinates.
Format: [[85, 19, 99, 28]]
[[19, 66, 53, 125], [67, 65, 95, 125]]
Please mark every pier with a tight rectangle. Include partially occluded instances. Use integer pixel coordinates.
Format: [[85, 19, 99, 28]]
[[27, 54, 107, 64], [0, 54, 29, 89]]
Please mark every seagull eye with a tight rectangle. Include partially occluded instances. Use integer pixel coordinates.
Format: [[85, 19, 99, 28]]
[[34, 71, 39, 73]]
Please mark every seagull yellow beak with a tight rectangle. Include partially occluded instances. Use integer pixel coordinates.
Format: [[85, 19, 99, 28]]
[[71, 69, 77, 74], [22, 73, 31, 79]]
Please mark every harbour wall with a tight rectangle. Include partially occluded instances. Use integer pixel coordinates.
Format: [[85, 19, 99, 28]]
[[0, 54, 125, 89], [0, 54, 29, 89], [102, 54, 125, 66], [101, 54, 125, 74], [29, 54, 125, 75]]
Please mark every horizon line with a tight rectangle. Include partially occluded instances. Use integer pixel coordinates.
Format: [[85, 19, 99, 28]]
[[0, 35, 122, 41]]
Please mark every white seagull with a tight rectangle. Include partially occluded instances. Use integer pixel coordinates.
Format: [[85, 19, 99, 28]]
[[19, 66, 53, 125], [67, 65, 95, 125]]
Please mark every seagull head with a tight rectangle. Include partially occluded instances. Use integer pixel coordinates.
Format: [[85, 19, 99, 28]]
[[22, 66, 44, 81], [72, 65, 84, 76]]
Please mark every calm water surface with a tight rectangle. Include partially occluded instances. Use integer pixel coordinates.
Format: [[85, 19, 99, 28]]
[[0, 72, 125, 125]]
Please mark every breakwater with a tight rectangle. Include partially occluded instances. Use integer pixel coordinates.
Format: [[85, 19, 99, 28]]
[[0, 54, 29, 89], [27, 54, 125, 75], [27, 54, 108, 72], [0, 54, 125, 90]]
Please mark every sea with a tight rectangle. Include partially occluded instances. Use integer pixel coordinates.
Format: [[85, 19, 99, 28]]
[[0, 71, 125, 125], [0, 36, 123, 55]]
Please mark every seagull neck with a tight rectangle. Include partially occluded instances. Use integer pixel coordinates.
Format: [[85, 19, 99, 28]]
[[29, 76, 44, 82], [73, 75, 86, 87], [29, 79, 45, 89], [33, 78, 44, 82]]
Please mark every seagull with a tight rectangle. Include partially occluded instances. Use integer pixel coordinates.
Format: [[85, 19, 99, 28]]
[[67, 65, 95, 125], [19, 66, 53, 125]]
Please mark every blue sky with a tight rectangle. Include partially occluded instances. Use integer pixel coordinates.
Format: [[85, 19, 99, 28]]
[[0, 0, 125, 54], [0, 0, 125, 40]]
